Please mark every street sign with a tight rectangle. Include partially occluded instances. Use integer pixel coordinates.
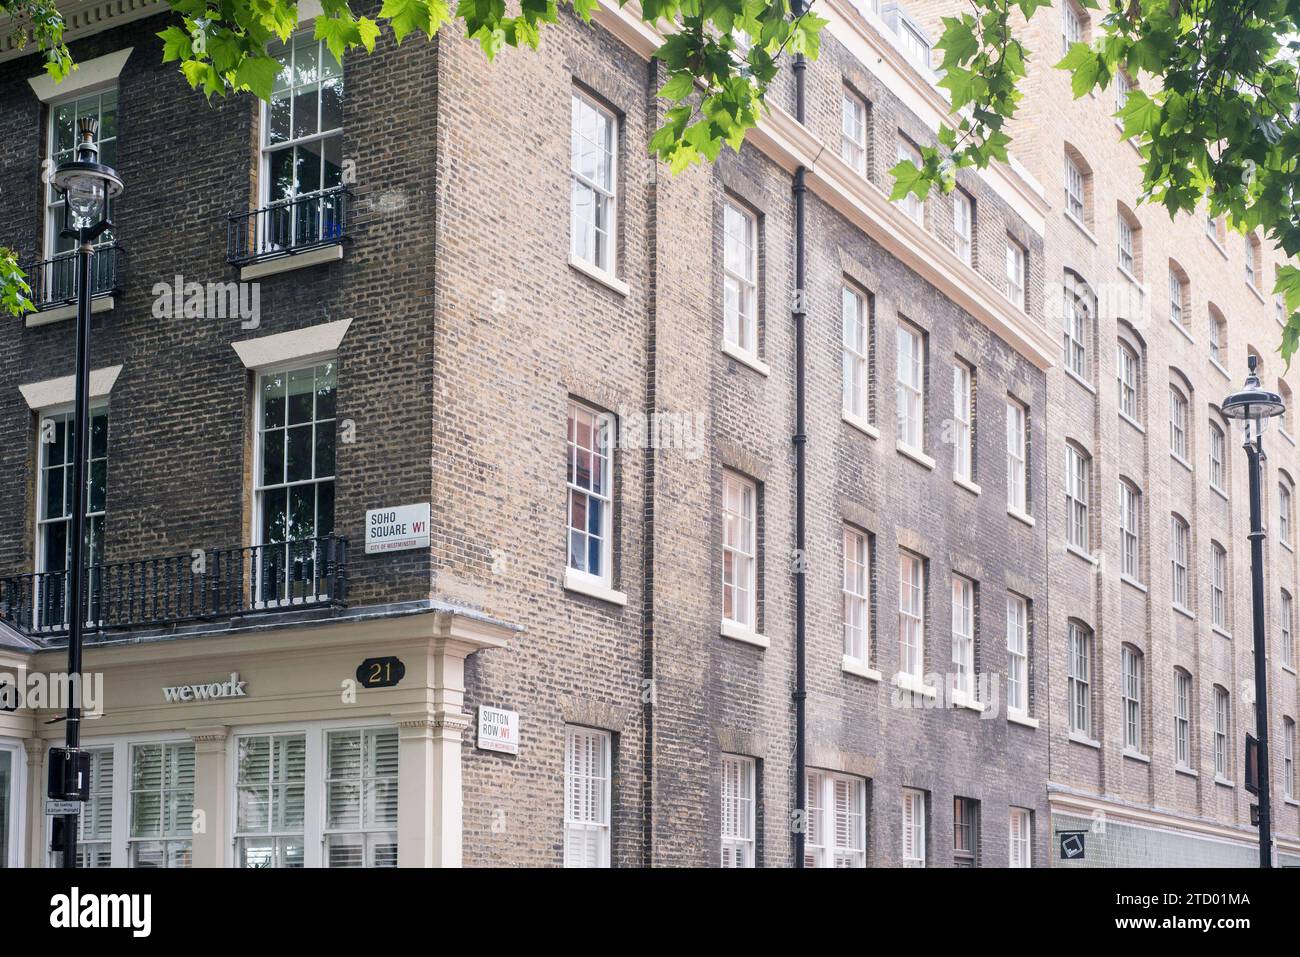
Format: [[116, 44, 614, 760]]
[[477, 706, 520, 755], [45, 799, 82, 816], [364, 503, 430, 554], [1245, 734, 1260, 795], [1059, 831, 1086, 860]]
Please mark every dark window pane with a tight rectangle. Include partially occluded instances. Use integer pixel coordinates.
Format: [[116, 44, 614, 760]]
[[88, 459, 106, 513], [262, 373, 286, 429], [295, 142, 321, 196], [289, 484, 315, 540], [91, 413, 108, 458], [287, 369, 314, 424], [286, 426, 313, 483], [261, 429, 285, 486], [261, 488, 287, 545], [44, 521, 68, 573], [322, 136, 343, 192], [320, 80, 342, 133], [293, 88, 319, 141], [269, 149, 295, 205], [316, 482, 335, 538], [314, 423, 335, 478], [315, 363, 336, 418], [44, 468, 64, 520], [269, 92, 291, 145]]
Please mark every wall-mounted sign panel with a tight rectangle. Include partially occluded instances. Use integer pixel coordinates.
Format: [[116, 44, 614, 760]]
[[477, 706, 519, 755], [365, 503, 431, 554]]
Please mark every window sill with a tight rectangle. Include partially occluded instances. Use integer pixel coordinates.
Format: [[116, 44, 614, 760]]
[[1122, 749, 1151, 764], [842, 409, 880, 440], [1280, 428, 1296, 448], [1169, 317, 1196, 345], [1119, 411, 1144, 434], [953, 475, 982, 496], [1068, 731, 1101, 750], [951, 690, 985, 713], [896, 442, 936, 471], [1171, 453, 1193, 474], [1064, 210, 1098, 246], [239, 243, 343, 281], [1247, 282, 1266, 305], [892, 671, 938, 698], [1211, 625, 1232, 640], [1117, 263, 1144, 291], [1209, 356, 1231, 381], [1209, 236, 1228, 259], [1066, 543, 1099, 566], [841, 657, 883, 682], [1282, 664, 1297, 676], [1175, 765, 1199, 779], [1007, 710, 1039, 729], [1120, 574, 1147, 594], [721, 341, 770, 377], [568, 255, 630, 297], [1285, 797, 1300, 807], [1211, 483, 1229, 502], [1064, 366, 1097, 394], [25, 294, 114, 328], [1172, 603, 1195, 621], [720, 619, 769, 648], [1008, 506, 1035, 528], [1213, 776, 1235, 789], [564, 568, 628, 607], [1284, 540, 1295, 554]]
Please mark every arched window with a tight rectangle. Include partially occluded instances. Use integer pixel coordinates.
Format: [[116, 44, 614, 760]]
[[1170, 513, 1191, 610], [1246, 233, 1262, 290], [1281, 589, 1294, 670], [1210, 542, 1228, 631], [1063, 271, 1094, 380], [1063, 145, 1092, 227], [1067, 620, 1094, 736], [1279, 472, 1294, 547], [1208, 304, 1227, 365], [1213, 685, 1231, 779], [1279, 380, 1293, 436], [1169, 381, 1190, 463], [1117, 339, 1140, 422], [1066, 442, 1091, 552], [1173, 668, 1193, 768], [1118, 478, 1141, 581], [1121, 644, 1144, 752], [1117, 203, 1141, 279], [1208, 412, 1228, 495], [1168, 260, 1189, 330]]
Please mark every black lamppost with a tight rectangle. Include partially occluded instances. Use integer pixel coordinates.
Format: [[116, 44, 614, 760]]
[[1222, 353, 1285, 869], [46, 115, 122, 869]]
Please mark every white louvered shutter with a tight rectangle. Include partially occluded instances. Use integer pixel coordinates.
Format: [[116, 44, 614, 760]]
[[564, 727, 609, 867]]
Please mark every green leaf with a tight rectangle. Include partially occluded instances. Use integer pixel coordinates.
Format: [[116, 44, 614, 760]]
[[380, 0, 431, 43], [234, 55, 282, 99], [658, 72, 696, 101], [1117, 88, 1160, 138]]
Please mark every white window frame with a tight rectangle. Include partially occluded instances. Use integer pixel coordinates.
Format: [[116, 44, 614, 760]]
[[1066, 444, 1090, 552], [843, 526, 871, 667], [1118, 216, 1135, 274], [1282, 590, 1294, 669], [1119, 480, 1140, 581], [841, 89, 867, 175], [1007, 593, 1030, 717], [1213, 687, 1230, 779], [1067, 622, 1092, 736], [1064, 275, 1091, 378], [953, 361, 974, 482], [842, 285, 870, 422], [1169, 386, 1189, 463], [722, 471, 758, 631], [1284, 718, 1296, 800], [896, 138, 925, 224], [1009, 807, 1032, 868], [1209, 422, 1226, 493], [1114, 70, 1131, 114], [564, 725, 612, 868], [233, 731, 308, 868], [804, 770, 867, 868], [1211, 544, 1228, 630], [1064, 155, 1085, 221], [1168, 268, 1185, 328], [1117, 342, 1138, 421], [570, 89, 618, 276], [723, 200, 759, 358], [720, 754, 756, 868], [1171, 515, 1190, 610], [1122, 645, 1143, 752], [902, 787, 926, 867], [1174, 670, 1192, 768], [953, 190, 973, 265], [1209, 311, 1225, 363], [896, 322, 925, 452], [951, 575, 975, 699], [0, 739, 27, 869], [898, 550, 925, 680], [45, 87, 119, 260], [1062, 1, 1083, 53], [1006, 399, 1027, 514], [567, 402, 615, 588], [1004, 237, 1026, 309], [1280, 482, 1293, 545], [953, 796, 978, 866]]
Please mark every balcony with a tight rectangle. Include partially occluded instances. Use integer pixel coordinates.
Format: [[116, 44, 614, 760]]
[[0, 535, 348, 639], [20, 243, 124, 325], [227, 187, 351, 279]]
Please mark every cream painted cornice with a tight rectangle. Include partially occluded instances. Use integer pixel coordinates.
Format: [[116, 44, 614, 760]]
[[231, 317, 352, 370], [28, 47, 131, 101], [1, 0, 161, 66], [18, 364, 122, 409], [591, 0, 1056, 370]]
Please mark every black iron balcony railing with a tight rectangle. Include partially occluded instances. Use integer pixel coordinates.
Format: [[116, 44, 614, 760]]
[[0, 535, 348, 638], [21, 242, 124, 311], [227, 187, 351, 267]]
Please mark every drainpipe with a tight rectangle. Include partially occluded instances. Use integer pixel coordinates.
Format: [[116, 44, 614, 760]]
[[791, 5, 809, 869]]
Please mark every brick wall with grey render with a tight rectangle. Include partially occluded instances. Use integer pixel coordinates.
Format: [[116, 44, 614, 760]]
[[0, 5, 442, 612]]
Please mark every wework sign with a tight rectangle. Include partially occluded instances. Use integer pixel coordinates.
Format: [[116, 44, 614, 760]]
[[162, 671, 248, 703]]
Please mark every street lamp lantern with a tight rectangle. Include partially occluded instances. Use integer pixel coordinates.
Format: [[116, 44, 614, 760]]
[[1222, 354, 1285, 440], [46, 112, 123, 869], [1222, 352, 1286, 869], [52, 116, 122, 233]]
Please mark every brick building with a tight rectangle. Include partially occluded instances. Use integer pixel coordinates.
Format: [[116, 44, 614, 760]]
[[0, 0, 1289, 868], [910, 0, 1300, 866]]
